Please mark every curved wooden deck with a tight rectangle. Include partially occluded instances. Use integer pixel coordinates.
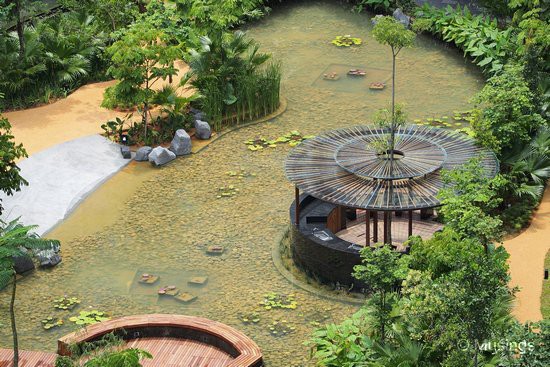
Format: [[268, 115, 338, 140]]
[[0, 349, 56, 367], [58, 314, 263, 367]]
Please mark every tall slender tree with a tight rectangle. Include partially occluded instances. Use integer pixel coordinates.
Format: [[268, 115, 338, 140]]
[[0, 220, 60, 367], [371, 17, 415, 244]]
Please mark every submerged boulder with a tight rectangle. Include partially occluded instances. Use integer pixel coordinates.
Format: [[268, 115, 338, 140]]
[[149, 146, 176, 166], [169, 129, 192, 156], [393, 8, 410, 28], [135, 146, 153, 162], [195, 120, 212, 140]]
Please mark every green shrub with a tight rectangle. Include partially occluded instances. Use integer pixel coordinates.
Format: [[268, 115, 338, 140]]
[[415, 4, 513, 75]]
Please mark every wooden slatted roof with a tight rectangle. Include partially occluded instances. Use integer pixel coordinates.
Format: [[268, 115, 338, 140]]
[[285, 125, 499, 211]]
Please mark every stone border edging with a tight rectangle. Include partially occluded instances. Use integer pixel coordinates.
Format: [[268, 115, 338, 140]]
[[190, 96, 288, 155], [271, 228, 366, 306]]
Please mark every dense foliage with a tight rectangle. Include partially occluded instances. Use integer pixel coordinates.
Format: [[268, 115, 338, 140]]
[[438, 157, 506, 246], [0, 106, 27, 214], [0, 219, 60, 367], [0, 9, 109, 110], [184, 29, 281, 131], [310, 229, 520, 367]]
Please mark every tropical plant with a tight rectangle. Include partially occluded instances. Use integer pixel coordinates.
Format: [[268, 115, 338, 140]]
[[173, 0, 268, 31], [471, 63, 545, 154], [501, 126, 550, 199], [353, 0, 417, 13], [307, 308, 375, 367], [184, 29, 280, 130], [415, 4, 513, 75], [353, 245, 409, 341], [0, 219, 60, 367], [403, 229, 512, 367], [103, 18, 181, 141], [0, 112, 27, 214], [438, 157, 507, 247], [55, 333, 152, 367]]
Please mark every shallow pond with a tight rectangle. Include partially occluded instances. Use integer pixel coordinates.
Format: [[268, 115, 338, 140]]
[[0, 1, 483, 365]]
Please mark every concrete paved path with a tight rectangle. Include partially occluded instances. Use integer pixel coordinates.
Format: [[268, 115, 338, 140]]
[[0, 135, 131, 235]]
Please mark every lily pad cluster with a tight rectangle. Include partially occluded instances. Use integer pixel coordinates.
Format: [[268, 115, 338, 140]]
[[53, 296, 81, 311], [331, 35, 362, 47], [260, 292, 298, 310], [216, 185, 239, 199], [452, 110, 473, 122], [267, 319, 296, 337], [41, 316, 64, 330], [238, 312, 261, 325], [68, 310, 110, 326], [226, 169, 257, 180], [245, 131, 314, 151]]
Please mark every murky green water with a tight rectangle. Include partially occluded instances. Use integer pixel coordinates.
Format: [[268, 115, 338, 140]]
[[0, 1, 483, 365]]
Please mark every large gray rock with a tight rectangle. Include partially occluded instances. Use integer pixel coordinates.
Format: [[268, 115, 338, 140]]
[[120, 145, 131, 159], [393, 8, 410, 28], [169, 129, 192, 156], [194, 120, 212, 140], [148, 146, 176, 166], [13, 254, 35, 274], [135, 146, 153, 162], [36, 249, 62, 268]]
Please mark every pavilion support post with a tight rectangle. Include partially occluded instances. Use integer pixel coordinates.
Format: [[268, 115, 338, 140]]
[[365, 210, 371, 247], [408, 210, 413, 237], [373, 211, 378, 243], [295, 187, 300, 226], [383, 211, 388, 244]]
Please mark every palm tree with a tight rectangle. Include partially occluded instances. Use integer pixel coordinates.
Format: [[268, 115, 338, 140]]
[[370, 324, 436, 367], [0, 219, 60, 367], [501, 126, 550, 199]]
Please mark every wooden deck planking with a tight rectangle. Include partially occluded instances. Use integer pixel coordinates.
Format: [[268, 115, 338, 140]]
[[58, 314, 263, 367], [0, 349, 56, 367], [128, 338, 234, 367], [336, 210, 443, 248]]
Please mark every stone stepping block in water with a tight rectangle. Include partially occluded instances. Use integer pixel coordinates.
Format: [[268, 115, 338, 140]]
[[175, 292, 197, 303], [158, 286, 179, 296], [188, 276, 208, 286], [206, 246, 225, 256], [139, 274, 160, 285]]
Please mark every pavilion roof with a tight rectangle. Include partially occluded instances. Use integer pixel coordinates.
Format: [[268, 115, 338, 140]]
[[285, 125, 499, 211]]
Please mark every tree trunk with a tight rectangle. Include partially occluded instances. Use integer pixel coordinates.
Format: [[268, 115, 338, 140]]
[[15, 0, 25, 60], [387, 52, 397, 245], [10, 272, 19, 367], [380, 291, 386, 342], [136, 1, 147, 13], [143, 102, 149, 141]]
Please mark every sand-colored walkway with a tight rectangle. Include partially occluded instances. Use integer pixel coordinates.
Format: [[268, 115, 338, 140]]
[[3, 61, 192, 156], [503, 188, 550, 323]]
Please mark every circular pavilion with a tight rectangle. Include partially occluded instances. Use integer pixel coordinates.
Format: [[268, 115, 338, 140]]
[[285, 124, 499, 287]]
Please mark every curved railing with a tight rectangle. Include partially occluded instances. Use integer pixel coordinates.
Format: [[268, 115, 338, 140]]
[[58, 314, 263, 367]]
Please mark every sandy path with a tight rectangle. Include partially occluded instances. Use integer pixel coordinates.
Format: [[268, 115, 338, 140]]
[[3, 61, 191, 156], [503, 188, 550, 323]]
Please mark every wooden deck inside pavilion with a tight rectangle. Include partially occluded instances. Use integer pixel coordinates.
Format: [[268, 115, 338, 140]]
[[336, 210, 443, 249]]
